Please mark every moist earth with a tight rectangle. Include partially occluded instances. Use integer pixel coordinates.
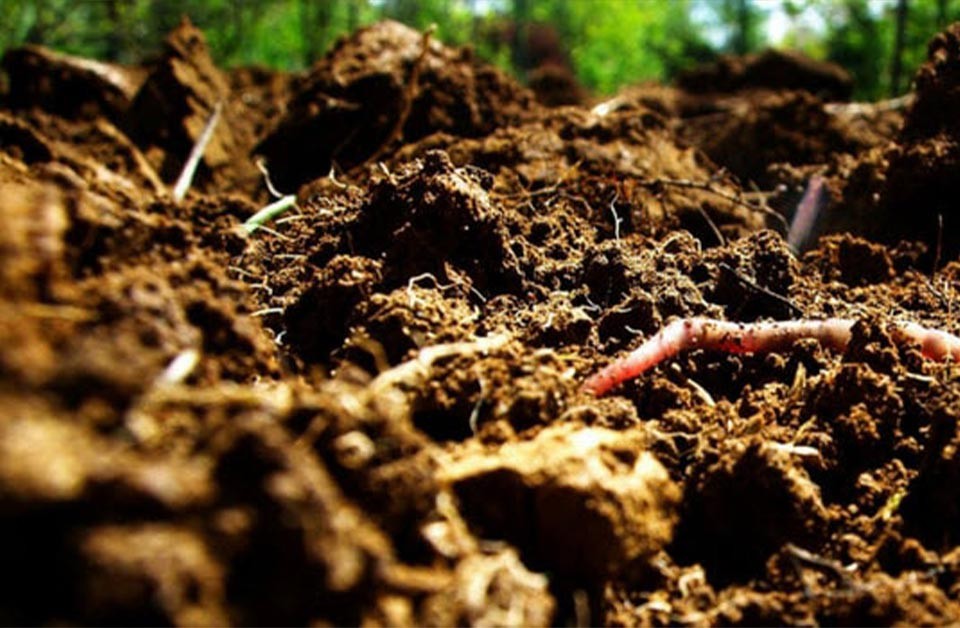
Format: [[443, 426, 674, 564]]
[[2, 17, 960, 626]]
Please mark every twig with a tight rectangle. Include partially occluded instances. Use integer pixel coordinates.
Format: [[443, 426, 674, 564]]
[[468, 377, 488, 435], [590, 96, 626, 117], [94, 120, 166, 195], [584, 317, 960, 396], [172, 101, 223, 203], [637, 176, 789, 232], [766, 442, 821, 458], [157, 348, 200, 385], [327, 164, 348, 189], [718, 262, 803, 317], [823, 94, 914, 116], [933, 213, 944, 277], [694, 205, 725, 246], [407, 272, 452, 307]]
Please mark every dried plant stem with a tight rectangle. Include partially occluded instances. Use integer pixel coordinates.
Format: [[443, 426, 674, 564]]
[[172, 101, 223, 203], [636, 176, 789, 232], [823, 94, 914, 116], [94, 120, 166, 195], [584, 317, 960, 396], [369, 334, 510, 412], [718, 262, 803, 317]]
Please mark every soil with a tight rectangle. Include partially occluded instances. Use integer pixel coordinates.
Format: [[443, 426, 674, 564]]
[[2, 16, 960, 626]]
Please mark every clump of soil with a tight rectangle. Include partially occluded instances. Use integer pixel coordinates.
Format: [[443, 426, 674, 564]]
[[776, 23, 960, 260], [676, 48, 854, 100], [902, 23, 960, 139], [600, 52, 897, 191], [256, 20, 539, 190], [441, 423, 680, 580], [4, 17, 960, 627], [1, 44, 146, 119], [678, 90, 869, 187], [124, 17, 261, 196], [528, 62, 586, 107]]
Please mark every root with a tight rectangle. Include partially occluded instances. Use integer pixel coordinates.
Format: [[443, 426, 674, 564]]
[[635, 175, 789, 233], [172, 101, 222, 203], [370, 333, 510, 396]]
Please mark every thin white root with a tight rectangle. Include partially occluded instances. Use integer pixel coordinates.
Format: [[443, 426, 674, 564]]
[[370, 334, 511, 396], [255, 157, 286, 199], [172, 101, 223, 203]]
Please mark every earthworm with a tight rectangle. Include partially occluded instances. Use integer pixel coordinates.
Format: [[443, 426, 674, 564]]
[[786, 175, 827, 252], [583, 317, 960, 396]]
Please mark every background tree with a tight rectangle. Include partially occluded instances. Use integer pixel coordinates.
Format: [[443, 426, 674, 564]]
[[891, 0, 910, 95], [823, 0, 890, 100], [0, 0, 957, 100], [299, 0, 334, 66]]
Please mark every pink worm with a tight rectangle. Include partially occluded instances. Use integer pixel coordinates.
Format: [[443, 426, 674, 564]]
[[583, 317, 960, 396]]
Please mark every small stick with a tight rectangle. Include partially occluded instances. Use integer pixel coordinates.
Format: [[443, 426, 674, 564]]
[[256, 157, 286, 199], [933, 213, 944, 277], [719, 262, 803, 317], [172, 101, 223, 203], [694, 205, 724, 245], [636, 176, 789, 233], [784, 543, 853, 593], [823, 94, 914, 116], [94, 119, 166, 195], [584, 317, 960, 396]]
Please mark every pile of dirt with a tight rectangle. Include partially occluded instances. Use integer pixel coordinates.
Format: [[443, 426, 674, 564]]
[[778, 22, 960, 262], [1, 44, 146, 120], [2, 17, 960, 627], [675, 48, 854, 100], [256, 20, 540, 191], [595, 52, 899, 191], [123, 18, 263, 196]]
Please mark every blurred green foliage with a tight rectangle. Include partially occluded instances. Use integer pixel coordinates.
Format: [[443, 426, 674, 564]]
[[0, 0, 957, 100]]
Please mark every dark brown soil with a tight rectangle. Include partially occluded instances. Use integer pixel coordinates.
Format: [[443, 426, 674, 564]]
[[2, 17, 960, 626]]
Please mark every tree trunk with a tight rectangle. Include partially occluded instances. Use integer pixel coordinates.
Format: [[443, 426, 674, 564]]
[[25, 0, 52, 44], [348, 0, 361, 32], [105, 0, 124, 62], [511, 0, 530, 72], [468, 0, 478, 41], [300, 0, 333, 66], [734, 0, 750, 55], [890, 0, 909, 96]]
